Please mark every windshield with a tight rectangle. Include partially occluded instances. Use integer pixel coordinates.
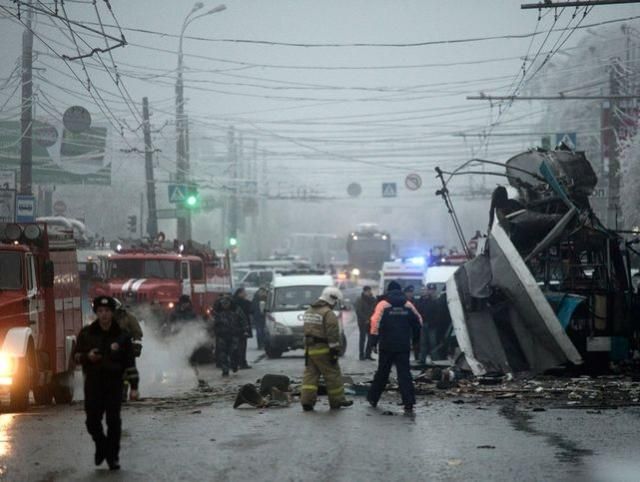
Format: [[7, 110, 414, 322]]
[[272, 285, 326, 311], [0, 252, 22, 289], [108, 259, 179, 279], [233, 269, 250, 285]]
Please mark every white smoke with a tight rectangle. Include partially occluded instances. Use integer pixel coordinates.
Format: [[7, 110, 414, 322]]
[[135, 306, 211, 398]]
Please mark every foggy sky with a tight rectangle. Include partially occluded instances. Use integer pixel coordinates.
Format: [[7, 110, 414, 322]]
[[0, 1, 638, 250]]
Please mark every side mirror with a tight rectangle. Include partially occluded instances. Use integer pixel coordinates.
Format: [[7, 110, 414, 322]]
[[42, 260, 54, 288]]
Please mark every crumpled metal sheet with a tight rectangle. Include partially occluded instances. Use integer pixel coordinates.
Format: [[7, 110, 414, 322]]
[[448, 221, 583, 376]]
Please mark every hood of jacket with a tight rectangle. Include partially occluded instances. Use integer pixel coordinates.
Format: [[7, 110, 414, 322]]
[[386, 289, 407, 307]]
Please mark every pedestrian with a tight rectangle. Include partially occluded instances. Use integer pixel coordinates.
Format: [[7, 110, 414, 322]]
[[300, 287, 353, 411], [213, 295, 249, 377], [367, 281, 422, 413], [354, 286, 376, 360], [251, 287, 268, 350], [74, 296, 134, 471], [415, 283, 439, 365], [113, 299, 143, 401], [403, 285, 420, 360], [233, 287, 253, 369]]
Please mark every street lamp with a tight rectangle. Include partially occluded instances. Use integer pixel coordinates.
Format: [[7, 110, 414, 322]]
[[175, 3, 226, 241]]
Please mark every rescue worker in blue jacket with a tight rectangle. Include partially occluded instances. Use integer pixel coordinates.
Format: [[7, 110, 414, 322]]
[[367, 280, 422, 412]]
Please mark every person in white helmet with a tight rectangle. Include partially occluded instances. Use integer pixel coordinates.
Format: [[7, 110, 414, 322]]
[[300, 286, 353, 411]]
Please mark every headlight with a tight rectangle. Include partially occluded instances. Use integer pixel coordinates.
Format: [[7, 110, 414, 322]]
[[273, 321, 291, 335], [168, 302, 175, 309], [0, 354, 15, 377]]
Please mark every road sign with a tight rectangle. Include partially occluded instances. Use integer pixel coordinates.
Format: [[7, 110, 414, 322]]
[[0, 190, 15, 222], [382, 182, 397, 198], [53, 200, 67, 215], [15, 194, 36, 222], [347, 183, 362, 198], [168, 184, 187, 203], [63, 106, 92, 133], [405, 173, 422, 191], [0, 170, 15, 190], [556, 132, 577, 150]]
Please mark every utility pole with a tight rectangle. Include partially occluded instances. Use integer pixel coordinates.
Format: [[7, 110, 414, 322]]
[[605, 57, 624, 229], [228, 127, 238, 246], [142, 97, 158, 238], [139, 193, 144, 237], [175, 39, 188, 241], [20, 1, 34, 195]]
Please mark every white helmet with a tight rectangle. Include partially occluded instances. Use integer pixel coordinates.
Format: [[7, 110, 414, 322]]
[[319, 286, 343, 307]]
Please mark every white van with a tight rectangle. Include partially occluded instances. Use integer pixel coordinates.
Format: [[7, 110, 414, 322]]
[[379, 260, 426, 295], [264, 273, 346, 358], [424, 265, 459, 294]]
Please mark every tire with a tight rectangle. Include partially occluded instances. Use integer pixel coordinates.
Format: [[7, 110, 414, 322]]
[[9, 357, 30, 412], [52, 372, 74, 405], [33, 384, 53, 405], [264, 340, 283, 359]]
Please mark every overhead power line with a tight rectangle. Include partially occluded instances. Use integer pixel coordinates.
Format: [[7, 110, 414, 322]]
[[522, 1, 640, 8], [78, 14, 640, 48]]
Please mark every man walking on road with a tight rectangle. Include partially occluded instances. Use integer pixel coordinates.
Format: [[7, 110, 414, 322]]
[[233, 287, 253, 369], [367, 281, 422, 413], [300, 287, 353, 411], [355, 286, 376, 360], [252, 287, 267, 349], [415, 283, 439, 365], [74, 296, 134, 471], [213, 295, 249, 377]]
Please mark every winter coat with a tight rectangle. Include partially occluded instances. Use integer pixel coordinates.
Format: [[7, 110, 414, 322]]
[[354, 293, 376, 329], [303, 300, 341, 350], [251, 295, 266, 328], [213, 307, 249, 339], [233, 296, 253, 333], [370, 290, 421, 353], [74, 320, 133, 380]]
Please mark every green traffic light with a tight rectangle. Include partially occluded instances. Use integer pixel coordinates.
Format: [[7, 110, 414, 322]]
[[186, 195, 198, 206], [229, 237, 237, 247]]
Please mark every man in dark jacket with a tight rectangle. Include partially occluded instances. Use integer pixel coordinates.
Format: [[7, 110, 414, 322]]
[[367, 281, 422, 412], [251, 287, 267, 349], [74, 296, 134, 471], [213, 295, 250, 377], [354, 286, 376, 360], [233, 287, 253, 369], [415, 283, 439, 365]]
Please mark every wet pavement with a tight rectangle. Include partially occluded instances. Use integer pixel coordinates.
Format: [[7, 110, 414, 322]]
[[1, 321, 640, 481]]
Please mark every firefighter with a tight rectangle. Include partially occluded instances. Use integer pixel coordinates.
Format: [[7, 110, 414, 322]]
[[300, 286, 353, 411], [367, 281, 422, 413], [114, 299, 143, 401], [74, 296, 134, 471], [213, 295, 249, 377]]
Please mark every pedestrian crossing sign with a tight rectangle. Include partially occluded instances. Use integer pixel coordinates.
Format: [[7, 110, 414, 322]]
[[382, 182, 397, 198], [168, 184, 187, 203]]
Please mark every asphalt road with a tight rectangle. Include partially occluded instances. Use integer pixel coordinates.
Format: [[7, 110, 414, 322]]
[[1, 318, 640, 481]]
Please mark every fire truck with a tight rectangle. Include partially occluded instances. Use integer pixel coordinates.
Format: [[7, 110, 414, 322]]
[[90, 242, 232, 318], [0, 222, 82, 411]]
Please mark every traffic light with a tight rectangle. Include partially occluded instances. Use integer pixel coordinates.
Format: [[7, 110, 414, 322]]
[[229, 236, 237, 247], [184, 187, 200, 209], [127, 215, 137, 234]]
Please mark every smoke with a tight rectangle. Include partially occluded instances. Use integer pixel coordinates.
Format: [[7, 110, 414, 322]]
[[135, 305, 212, 398]]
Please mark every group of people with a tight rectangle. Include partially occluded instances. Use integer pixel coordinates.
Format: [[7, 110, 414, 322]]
[[301, 280, 450, 414], [355, 283, 450, 365]]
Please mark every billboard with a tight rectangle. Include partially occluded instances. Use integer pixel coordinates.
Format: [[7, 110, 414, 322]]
[[0, 120, 110, 185]]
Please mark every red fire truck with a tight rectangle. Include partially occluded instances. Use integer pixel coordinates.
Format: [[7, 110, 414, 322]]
[[89, 243, 232, 318], [0, 222, 82, 411]]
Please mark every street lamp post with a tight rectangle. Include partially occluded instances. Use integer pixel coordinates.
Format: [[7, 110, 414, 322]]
[[175, 3, 226, 241]]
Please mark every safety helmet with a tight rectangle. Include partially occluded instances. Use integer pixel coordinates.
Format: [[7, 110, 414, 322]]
[[319, 286, 343, 307]]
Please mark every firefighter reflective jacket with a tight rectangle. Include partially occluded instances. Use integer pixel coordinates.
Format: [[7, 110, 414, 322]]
[[303, 300, 341, 351]]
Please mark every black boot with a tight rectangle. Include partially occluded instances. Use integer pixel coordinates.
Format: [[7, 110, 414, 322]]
[[94, 440, 106, 466]]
